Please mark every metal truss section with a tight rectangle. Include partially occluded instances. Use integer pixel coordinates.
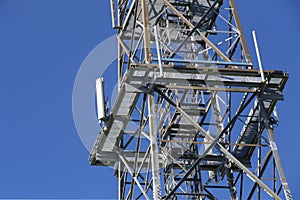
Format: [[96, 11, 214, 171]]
[[90, 0, 292, 199]]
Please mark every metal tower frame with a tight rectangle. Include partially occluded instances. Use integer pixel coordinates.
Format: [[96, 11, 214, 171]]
[[90, 0, 292, 199]]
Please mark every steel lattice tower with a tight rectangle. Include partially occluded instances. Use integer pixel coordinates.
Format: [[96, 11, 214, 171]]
[[90, 0, 292, 199]]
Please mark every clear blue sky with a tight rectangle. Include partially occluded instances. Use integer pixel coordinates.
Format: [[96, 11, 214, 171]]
[[0, 0, 299, 199]]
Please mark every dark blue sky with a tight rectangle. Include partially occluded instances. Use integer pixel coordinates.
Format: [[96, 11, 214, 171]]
[[0, 0, 299, 199]]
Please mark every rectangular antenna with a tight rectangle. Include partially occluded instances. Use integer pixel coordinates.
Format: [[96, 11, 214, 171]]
[[95, 77, 106, 122]]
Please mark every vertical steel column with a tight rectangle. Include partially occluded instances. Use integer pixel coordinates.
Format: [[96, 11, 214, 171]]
[[118, 160, 122, 200], [258, 99, 293, 200], [110, 0, 116, 28], [141, 0, 151, 63], [117, 41, 122, 90], [257, 134, 261, 200], [239, 172, 243, 199], [148, 92, 162, 199], [154, 25, 163, 77]]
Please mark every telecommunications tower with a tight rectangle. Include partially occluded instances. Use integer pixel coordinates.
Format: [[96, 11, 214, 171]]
[[90, 0, 292, 199]]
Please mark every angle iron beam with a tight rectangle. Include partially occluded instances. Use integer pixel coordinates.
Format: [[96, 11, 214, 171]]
[[229, 0, 252, 64], [141, 0, 151, 62], [128, 0, 140, 68], [157, 57, 252, 67], [147, 91, 162, 199], [129, 76, 280, 88], [130, 64, 288, 79]]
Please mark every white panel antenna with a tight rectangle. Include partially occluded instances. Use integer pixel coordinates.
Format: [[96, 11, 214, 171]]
[[95, 77, 106, 123]]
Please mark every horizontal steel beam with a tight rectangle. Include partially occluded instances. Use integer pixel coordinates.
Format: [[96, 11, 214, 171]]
[[154, 57, 252, 67]]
